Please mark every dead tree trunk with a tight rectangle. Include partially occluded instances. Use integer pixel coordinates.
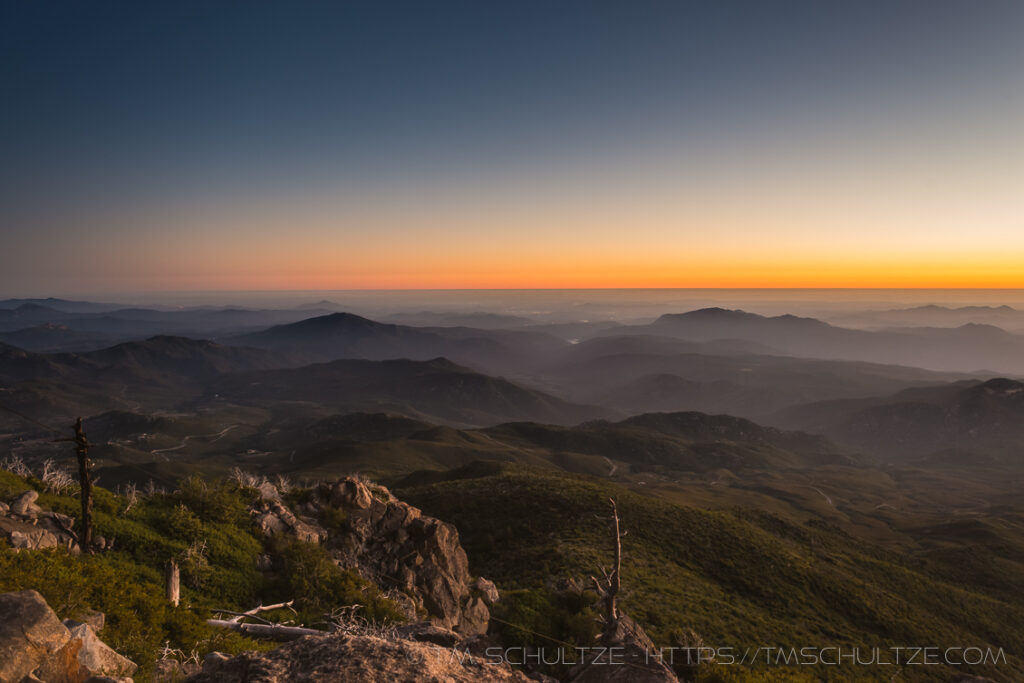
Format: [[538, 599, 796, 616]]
[[59, 418, 95, 552], [590, 497, 623, 628], [166, 559, 180, 607], [607, 497, 621, 623]]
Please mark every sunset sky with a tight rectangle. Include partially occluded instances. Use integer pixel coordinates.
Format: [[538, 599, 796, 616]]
[[2, 1, 1022, 295]]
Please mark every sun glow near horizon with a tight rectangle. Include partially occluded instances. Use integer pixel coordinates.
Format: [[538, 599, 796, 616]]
[[2, 1, 1023, 296]]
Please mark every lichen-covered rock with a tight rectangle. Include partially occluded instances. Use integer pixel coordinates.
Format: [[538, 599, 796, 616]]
[[326, 478, 373, 509], [10, 489, 41, 517], [252, 500, 327, 545], [66, 611, 105, 634], [246, 476, 490, 635], [257, 482, 280, 502], [458, 595, 490, 636], [0, 589, 71, 683], [0, 509, 81, 553], [0, 516, 61, 550], [35, 622, 137, 682], [473, 577, 500, 605]]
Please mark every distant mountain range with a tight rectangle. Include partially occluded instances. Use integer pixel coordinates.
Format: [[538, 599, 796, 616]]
[[828, 304, 1024, 331], [209, 356, 601, 427], [0, 336, 292, 430], [225, 311, 570, 375], [7, 300, 1024, 377], [86, 403, 854, 484], [535, 332, 975, 419], [600, 307, 1024, 374], [0, 302, 342, 347], [4, 304, 1014, 437], [773, 377, 1024, 463]]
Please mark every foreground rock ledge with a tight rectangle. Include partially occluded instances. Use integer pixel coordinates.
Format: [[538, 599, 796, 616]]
[[185, 631, 533, 683], [0, 589, 136, 683]]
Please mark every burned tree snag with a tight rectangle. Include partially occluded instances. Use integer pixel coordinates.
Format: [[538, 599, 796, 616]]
[[166, 559, 180, 607], [56, 417, 94, 551], [590, 497, 623, 628], [73, 418, 94, 551]]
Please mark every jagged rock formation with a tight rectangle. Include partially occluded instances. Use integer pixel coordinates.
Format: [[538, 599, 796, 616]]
[[185, 631, 533, 683], [0, 590, 136, 683], [36, 621, 138, 682], [252, 497, 328, 545], [251, 477, 494, 635], [0, 590, 70, 682]]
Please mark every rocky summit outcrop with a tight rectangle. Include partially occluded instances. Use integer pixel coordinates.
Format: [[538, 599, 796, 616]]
[[0, 490, 80, 553], [252, 498, 328, 545], [185, 631, 533, 683], [0, 590, 136, 683], [252, 477, 494, 635]]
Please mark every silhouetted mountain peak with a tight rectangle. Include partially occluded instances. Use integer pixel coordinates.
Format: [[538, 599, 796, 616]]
[[290, 312, 383, 330], [654, 308, 828, 329], [974, 377, 1024, 396], [655, 307, 762, 324], [957, 322, 1011, 336]]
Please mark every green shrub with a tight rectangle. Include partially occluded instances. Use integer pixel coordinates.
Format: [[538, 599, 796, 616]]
[[0, 546, 262, 681], [317, 505, 348, 530], [164, 504, 203, 542], [267, 537, 405, 625], [175, 475, 250, 525]]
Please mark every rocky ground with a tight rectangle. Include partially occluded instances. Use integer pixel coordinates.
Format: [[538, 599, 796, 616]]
[[0, 490, 82, 553], [250, 476, 494, 635], [1, 477, 681, 683], [185, 630, 535, 683], [0, 589, 135, 683]]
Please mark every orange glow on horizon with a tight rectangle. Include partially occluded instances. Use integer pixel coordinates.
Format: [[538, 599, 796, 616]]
[[104, 250, 1024, 291]]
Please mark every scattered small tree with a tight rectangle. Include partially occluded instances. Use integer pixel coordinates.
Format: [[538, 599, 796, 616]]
[[121, 482, 139, 513], [0, 453, 31, 478], [40, 458, 74, 494]]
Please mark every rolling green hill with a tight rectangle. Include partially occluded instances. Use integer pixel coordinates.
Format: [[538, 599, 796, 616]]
[[396, 463, 1023, 681]]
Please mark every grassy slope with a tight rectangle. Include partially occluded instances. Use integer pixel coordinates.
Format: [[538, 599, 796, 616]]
[[396, 463, 1022, 682], [0, 469, 400, 682]]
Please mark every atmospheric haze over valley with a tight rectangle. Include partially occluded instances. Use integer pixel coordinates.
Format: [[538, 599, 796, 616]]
[[1, 290, 1024, 680], [4, 0, 1024, 680]]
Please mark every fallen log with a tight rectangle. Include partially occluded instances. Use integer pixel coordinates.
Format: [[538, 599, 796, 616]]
[[214, 600, 296, 624], [206, 619, 325, 641]]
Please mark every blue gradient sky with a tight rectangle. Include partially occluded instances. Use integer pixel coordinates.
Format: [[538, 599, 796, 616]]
[[2, 1, 1022, 294]]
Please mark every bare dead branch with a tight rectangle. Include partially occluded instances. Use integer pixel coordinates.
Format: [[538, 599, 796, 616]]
[[212, 600, 297, 624], [205, 620, 324, 640], [590, 497, 623, 629]]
